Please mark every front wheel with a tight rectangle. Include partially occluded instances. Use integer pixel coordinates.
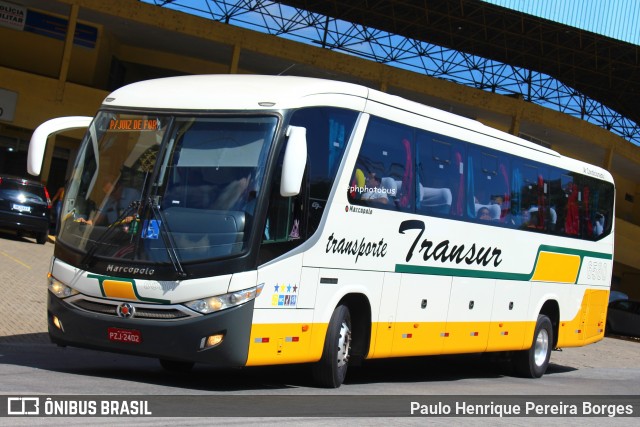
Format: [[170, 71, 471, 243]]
[[513, 314, 553, 378], [312, 304, 352, 388]]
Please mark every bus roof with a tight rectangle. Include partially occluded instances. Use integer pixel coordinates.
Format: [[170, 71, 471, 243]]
[[366, 89, 561, 158], [102, 74, 612, 183], [105, 75, 554, 153], [103, 74, 369, 111]]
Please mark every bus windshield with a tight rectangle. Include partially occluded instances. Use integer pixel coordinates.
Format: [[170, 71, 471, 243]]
[[59, 111, 278, 265]]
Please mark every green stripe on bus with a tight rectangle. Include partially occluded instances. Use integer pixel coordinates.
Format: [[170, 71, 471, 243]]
[[88, 273, 171, 304], [394, 244, 612, 282]]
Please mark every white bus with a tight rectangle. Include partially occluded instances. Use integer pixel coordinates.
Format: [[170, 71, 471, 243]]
[[28, 75, 615, 388]]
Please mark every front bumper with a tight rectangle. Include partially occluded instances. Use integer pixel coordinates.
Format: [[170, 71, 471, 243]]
[[47, 291, 254, 367]]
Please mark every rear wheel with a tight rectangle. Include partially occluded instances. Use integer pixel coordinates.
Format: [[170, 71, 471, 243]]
[[312, 304, 352, 388], [513, 314, 553, 378]]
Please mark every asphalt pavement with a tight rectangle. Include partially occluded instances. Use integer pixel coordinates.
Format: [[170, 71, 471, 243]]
[[0, 230, 52, 343], [0, 229, 638, 370]]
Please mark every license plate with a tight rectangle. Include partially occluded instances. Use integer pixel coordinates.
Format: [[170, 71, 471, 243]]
[[12, 204, 31, 213], [108, 327, 142, 344]]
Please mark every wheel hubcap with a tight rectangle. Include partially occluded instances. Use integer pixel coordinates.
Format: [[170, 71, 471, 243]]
[[533, 328, 549, 367], [336, 320, 351, 368]]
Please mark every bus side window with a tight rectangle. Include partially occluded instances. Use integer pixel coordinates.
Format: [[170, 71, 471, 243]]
[[581, 176, 614, 240], [349, 116, 414, 211], [260, 106, 359, 263], [263, 195, 296, 243], [512, 163, 547, 230], [261, 146, 304, 245], [289, 107, 358, 235], [581, 183, 594, 239], [467, 148, 510, 223], [415, 133, 464, 217]]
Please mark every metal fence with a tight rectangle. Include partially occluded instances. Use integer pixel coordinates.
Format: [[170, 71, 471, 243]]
[[143, 0, 640, 146]]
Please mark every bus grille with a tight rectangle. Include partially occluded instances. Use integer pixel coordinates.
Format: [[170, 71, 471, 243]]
[[70, 298, 192, 320]]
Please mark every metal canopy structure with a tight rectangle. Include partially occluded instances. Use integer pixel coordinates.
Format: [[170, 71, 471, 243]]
[[146, 0, 640, 146]]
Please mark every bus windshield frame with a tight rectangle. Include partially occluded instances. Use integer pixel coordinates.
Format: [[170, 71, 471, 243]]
[[57, 110, 280, 270]]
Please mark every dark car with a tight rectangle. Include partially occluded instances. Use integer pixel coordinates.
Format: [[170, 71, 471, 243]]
[[0, 175, 51, 244], [606, 299, 640, 338], [609, 290, 629, 303]]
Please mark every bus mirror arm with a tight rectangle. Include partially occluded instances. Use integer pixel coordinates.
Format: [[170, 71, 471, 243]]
[[280, 125, 307, 197], [27, 116, 93, 176]]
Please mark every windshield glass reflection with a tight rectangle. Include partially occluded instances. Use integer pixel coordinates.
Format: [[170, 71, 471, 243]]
[[58, 113, 277, 265]]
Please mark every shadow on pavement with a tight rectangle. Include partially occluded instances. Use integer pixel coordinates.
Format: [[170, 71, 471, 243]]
[[0, 333, 578, 391]]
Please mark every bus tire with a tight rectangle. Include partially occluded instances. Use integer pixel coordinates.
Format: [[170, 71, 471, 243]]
[[513, 314, 553, 378], [159, 359, 194, 373], [312, 304, 352, 388]]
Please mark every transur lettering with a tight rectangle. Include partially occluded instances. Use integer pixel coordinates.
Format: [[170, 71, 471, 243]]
[[399, 219, 503, 267]]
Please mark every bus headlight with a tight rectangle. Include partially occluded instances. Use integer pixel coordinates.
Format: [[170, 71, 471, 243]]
[[184, 284, 263, 314], [48, 275, 79, 298]]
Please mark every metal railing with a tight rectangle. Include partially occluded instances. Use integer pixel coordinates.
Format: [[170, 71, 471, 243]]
[[143, 0, 640, 146]]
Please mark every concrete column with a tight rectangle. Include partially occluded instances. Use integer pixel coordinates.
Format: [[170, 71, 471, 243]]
[[603, 144, 615, 170], [56, 3, 80, 101], [509, 94, 524, 136], [229, 44, 241, 74]]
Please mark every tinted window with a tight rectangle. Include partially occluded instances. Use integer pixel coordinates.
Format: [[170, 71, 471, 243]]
[[580, 175, 614, 239], [289, 107, 358, 235], [258, 107, 358, 263], [0, 180, 47, 204], [467, 146, 510, 223], [348, 114, 614, 241], [415, 132, 464, 217], [512, 160, 547, 230], [348, 116, 414, 211]]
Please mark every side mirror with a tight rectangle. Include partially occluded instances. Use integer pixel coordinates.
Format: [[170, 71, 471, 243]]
[[280, 125, 307, 197], [28, 116, 93, 176]]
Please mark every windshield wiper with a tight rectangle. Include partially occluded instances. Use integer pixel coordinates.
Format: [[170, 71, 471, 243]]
[[80, 200, 141, 270], [148, 198, 187, 279]]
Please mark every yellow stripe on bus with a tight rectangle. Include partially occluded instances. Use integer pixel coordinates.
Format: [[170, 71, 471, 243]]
[[245, 289, 608, 366], [531, 251, 581, 283], [369, 320, 531, 358], [557, 289, 608, 347], [102, 280, 138, 300], [246, 323, 328, 366]]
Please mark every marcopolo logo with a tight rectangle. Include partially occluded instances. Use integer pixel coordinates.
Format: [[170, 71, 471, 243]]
[[345, 205, 373, 215], [106, 264, 155, 276]]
